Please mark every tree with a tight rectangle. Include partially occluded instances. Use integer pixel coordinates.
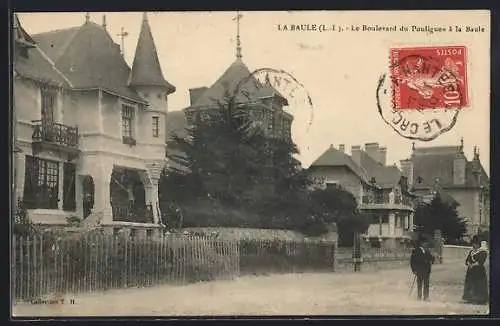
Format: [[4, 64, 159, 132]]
[[160, 94, 306, 229], [308, 184, 369, 243], [159, 95, 362, 237], [336, 213, 370, 247], [414, 193, 468, 244]]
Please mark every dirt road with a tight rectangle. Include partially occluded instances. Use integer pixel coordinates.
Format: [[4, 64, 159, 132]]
[[12, 260, 488, 317]]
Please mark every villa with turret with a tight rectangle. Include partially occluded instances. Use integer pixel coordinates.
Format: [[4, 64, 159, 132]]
[[13, 13, 173, 235]]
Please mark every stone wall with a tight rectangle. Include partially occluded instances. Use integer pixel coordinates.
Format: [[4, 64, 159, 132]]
[[442, 244, 471, 263]]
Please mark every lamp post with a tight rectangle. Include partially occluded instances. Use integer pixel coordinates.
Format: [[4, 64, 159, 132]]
[[353, 230, 362, 272]]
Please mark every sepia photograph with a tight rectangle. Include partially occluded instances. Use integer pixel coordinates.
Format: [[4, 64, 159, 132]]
[[11, 10, 490, 317]]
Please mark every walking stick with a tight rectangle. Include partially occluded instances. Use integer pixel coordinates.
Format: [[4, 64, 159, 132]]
[[409, 274, 417, 297]]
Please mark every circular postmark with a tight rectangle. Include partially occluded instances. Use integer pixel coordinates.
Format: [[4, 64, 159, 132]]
[[377, 46, 468, 141], [231, 68, 314, 141]]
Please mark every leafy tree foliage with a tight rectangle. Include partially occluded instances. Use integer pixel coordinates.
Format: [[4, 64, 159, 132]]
[[414, 193, 468, 244], [159, 96, 361, 236], [13, 198, 38, 236]]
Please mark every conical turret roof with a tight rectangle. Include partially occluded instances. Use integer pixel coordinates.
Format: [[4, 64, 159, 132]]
[[128, 13, 175, 94]]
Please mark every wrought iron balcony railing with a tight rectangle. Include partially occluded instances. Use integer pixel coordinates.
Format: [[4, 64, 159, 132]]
[[112, 203, 154, 224], [362, 195, 384, 204], [32, 120, 79, 148]]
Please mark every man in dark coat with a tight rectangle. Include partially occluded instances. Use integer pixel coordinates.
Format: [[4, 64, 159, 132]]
[[410, 236, 435, 301]]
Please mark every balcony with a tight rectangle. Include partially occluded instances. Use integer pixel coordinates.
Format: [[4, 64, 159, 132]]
[[360, 194, 413, 212], [362, 195, 381, 204], [112, 203, 154, 224], [32, 120, 79, 157]]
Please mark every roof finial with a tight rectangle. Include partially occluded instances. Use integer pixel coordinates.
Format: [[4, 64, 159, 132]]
[[85, 12, 90, 23], [143, 12, 148, 22], [412, 141, 415, 151], [117, 27, 129, 58], [102, 14, 107, 29], [460, 136, 464, 150], [233, 11, 243, 60]]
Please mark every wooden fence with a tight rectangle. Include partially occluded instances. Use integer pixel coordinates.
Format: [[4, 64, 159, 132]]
[[11, 233, 239, 301], [238, 239, 335, 275], [11, 234, 414, 301]]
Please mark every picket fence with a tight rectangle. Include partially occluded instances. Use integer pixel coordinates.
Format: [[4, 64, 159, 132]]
[[11, 233, 412, 301], [11, 233, 239, 301]]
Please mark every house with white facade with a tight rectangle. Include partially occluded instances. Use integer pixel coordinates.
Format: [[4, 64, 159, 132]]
[[308, 143, 417, 248], [13, 13, 174, 234]]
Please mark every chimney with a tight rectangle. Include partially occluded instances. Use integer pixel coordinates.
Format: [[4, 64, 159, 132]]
[[379, 147, 387, 165], [400, 159, 414, 186], [339, 144, 345, 153], [365, 142, 380, 163], [351, 145, 362, 165], [189, 87, 208, 106]]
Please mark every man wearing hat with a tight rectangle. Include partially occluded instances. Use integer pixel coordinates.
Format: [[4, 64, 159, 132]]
[[410, 235, 435, 301]]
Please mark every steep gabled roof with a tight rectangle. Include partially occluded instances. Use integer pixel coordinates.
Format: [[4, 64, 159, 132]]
[[15, 47, 72, 87], [128, 13, 175, 94], [13, 13, 36, 47], [32, 20, 146, 103], [14, 15, 71, 87], [192, 59, 287, 108], [309, 146, 369, 182], [358, 151, 402, 188], [309, 145, 403, 189], [412, 146, 489, 189], [31, 26, 80, 62]]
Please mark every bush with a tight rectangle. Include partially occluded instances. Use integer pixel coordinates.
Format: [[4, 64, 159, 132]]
[[13, 198, 38, 236]]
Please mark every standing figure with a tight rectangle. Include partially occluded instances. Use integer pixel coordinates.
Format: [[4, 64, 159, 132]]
[[462, 236, 489, 305], [410, 235, 435, 301]]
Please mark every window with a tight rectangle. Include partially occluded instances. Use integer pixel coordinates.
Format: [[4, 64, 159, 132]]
[[152, 116, 159, 137], [121, 104, 135, 143], [404, 215, 410, 230], [41, 87, 56, 122], [325, 181, 339, 190], [23, 156, 60, 209]]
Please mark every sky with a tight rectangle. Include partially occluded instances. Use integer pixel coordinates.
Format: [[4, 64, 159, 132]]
[[17, 11, 491, 173]]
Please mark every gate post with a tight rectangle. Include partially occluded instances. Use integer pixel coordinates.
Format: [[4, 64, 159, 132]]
[[433, 229, 443, 264]]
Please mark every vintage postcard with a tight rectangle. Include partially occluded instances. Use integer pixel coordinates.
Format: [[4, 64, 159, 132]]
[[11, 10, 490, 317]]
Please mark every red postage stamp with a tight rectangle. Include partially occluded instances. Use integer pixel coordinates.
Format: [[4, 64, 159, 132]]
[[390, 46, 468, 110]]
